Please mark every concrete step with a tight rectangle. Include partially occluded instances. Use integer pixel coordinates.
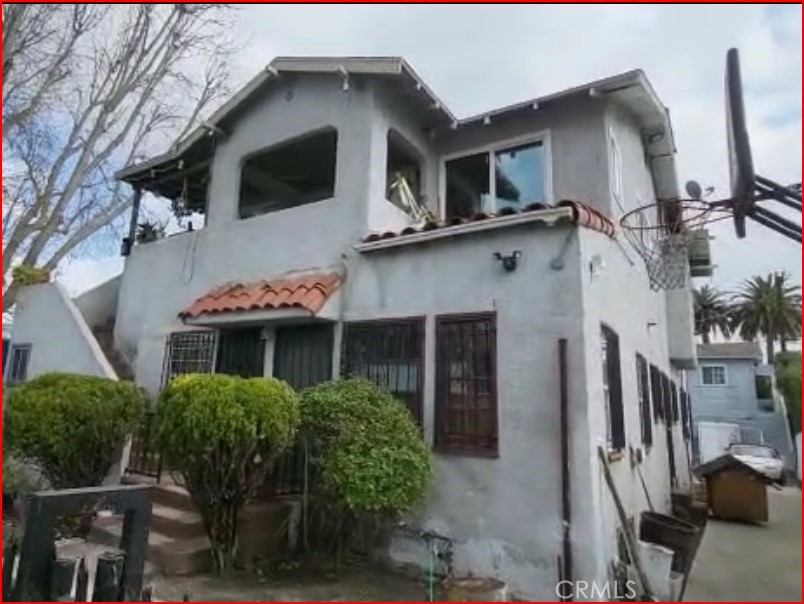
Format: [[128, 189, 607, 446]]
[[90, 515, 211, 577], [150, 504, 206, 540], [150, 484, 196, 513]]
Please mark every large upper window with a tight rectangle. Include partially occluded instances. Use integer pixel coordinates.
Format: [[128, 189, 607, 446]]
[[386, 130, 423, 213], [444, 137, 548, 219], [239, 128, 338, 219], [435, 314, 498, 456]]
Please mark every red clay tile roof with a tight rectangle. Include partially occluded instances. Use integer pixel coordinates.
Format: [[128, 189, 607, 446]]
[[179, 271, 342, 320], [361, 200, 616, 243]]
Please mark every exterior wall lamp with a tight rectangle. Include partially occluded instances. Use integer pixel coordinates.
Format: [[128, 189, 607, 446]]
[[494, 250, 522, 272]]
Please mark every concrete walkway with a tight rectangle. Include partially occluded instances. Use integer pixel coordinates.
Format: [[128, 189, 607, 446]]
[[685, 487, 802, 601]]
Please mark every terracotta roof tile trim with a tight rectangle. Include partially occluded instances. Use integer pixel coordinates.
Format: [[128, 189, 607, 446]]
[[361, 200, 616, 243], [179, 272, 342, 319]]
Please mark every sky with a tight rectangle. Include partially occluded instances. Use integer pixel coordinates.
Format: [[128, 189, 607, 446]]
[[59, 3, 802, 296]]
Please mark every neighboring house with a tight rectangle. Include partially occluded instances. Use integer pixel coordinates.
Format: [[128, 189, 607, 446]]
[[8, 56, 700, 598], [688, 342, 795, 471]]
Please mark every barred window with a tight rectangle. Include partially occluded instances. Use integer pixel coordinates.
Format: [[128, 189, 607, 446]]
[[342, 319, 424, 425], [7, 344, 32, 385], [636, 353, 653, 447], [649, 363, 665, 422], [669, 379, 680, 424], [435, 314, 497, 456], [601, 325, 625, 451], [680, 389, 691, 440], [162, 331, 217, 384]]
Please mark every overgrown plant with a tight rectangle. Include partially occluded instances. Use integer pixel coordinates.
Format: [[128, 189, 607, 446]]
[[299, 379, 431, 560], [11, 264, 49, 285], [4, 373, 143, 488], [154, 374, 300, 573]]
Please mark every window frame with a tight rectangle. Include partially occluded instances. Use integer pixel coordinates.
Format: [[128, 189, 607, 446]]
[[434, 312, 499, 457], [636, 353, 653, 448], [608, 127, 624, 212], [601, 324, 626, 452], [385, 129, 425, 212], [341, 316, 426, 426], [700, 364, 727, 386], [649, 363, 665, 422], [161, 330, 218, 385], [439, 131, 553, 219], [237, 126, 339, 219], [6, 343, 32, 385]]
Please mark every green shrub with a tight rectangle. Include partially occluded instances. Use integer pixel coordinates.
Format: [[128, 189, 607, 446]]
[[300, 378, 431, 557], [154, 373, 300, 573], [11, 264, 50, 285], [4, 373, 143, 489]]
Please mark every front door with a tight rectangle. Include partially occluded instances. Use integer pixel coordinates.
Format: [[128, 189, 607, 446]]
[[273, 324, 334, 389], [216, 328, 265, 377]]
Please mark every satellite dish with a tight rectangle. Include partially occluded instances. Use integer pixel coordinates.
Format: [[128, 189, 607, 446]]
[[685, 180, 703, 200]]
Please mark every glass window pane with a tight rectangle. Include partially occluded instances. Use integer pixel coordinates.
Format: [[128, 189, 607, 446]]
[[445, 152, 491, 218], [494, 141, 545, 210]]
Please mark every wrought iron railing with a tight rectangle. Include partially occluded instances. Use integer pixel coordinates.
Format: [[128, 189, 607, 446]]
[[126, 412, 162, 482]]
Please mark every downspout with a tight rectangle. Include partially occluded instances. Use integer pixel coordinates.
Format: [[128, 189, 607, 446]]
[[559, 338, 573, 601], [122, 186, 143, 257]]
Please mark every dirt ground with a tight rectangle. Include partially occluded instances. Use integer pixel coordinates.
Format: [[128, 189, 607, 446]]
[[685, 487, 802, 601], [151, 561, 427, 602]]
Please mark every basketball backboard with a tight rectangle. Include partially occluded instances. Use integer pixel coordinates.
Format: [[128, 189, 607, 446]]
[[725, 48, 756, 238]]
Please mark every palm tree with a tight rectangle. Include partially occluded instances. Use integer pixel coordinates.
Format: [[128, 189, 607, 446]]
[[731, 272, 802, 362], [693, 285, 733, 343]]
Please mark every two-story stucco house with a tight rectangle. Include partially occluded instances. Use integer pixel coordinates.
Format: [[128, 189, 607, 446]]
[[7, 56, 700, 598], [688, 342, 795, 472]]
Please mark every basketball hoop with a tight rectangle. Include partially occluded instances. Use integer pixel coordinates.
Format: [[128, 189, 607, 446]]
[[619, 198, 731, 290]]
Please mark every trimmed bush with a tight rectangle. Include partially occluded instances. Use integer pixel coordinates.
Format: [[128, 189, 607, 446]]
[[154, 373, 300, 573], [300, 378, 431, 556], [4, 372, 143, 489]]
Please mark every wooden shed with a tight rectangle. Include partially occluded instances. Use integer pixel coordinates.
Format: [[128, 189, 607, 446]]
[[695, 455, 776, 523]]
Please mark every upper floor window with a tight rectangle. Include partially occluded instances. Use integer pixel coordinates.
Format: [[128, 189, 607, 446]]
[[701, 365, 727, 386], [444, 136, 548, 219], [386, 130, 423, 213], [608, 128, 624, 212], [239, 128, 338, 219]]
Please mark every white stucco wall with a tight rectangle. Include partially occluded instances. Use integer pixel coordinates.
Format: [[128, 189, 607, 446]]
[[8, 283, 116, 380], [73, 275, 121, 330]]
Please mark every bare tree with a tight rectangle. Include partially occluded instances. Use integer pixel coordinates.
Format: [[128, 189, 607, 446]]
[[2, 4, 234, 311]]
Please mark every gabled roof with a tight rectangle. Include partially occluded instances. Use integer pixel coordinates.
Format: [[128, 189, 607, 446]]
[[116, 55, 674, 188], [697, 342, 763, 361]]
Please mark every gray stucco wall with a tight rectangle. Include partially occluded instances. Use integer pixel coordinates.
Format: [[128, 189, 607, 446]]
[[8, 283, 116, 380], [10, 75, 688, 598], [349, 223, 588, 598]]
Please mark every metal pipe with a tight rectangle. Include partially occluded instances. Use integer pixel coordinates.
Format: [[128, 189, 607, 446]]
[[558, 338, 573, 601], [123, 186, 143, 256], [749, 207, 802, 242]]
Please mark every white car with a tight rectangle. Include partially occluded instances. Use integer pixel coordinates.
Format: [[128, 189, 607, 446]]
[[727, 443, 785, 482]]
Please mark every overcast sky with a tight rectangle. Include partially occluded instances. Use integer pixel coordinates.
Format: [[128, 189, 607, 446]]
[[61, 3, 802, 295]]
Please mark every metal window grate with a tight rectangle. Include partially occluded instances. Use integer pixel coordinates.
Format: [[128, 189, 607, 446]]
[[435, 314, 497, 455], [680, 389, 691, 440], [7, 344, 31, 384], [669, 379, 680, 424], [636, 353, 653, 447], [649, 363, 665, 421], [162, 331, 217, 384], [601, 325, 625, 451], [342, 319, 424, 425]]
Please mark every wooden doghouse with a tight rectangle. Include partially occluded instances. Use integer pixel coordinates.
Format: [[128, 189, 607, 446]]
[[695, 455, 776, 523]]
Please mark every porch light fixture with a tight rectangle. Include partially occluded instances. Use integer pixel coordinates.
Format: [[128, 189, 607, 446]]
[[494, 250, 522, 272]]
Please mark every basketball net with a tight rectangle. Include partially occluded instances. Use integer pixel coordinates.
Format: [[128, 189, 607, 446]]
[[619, 199, 720, 291]]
